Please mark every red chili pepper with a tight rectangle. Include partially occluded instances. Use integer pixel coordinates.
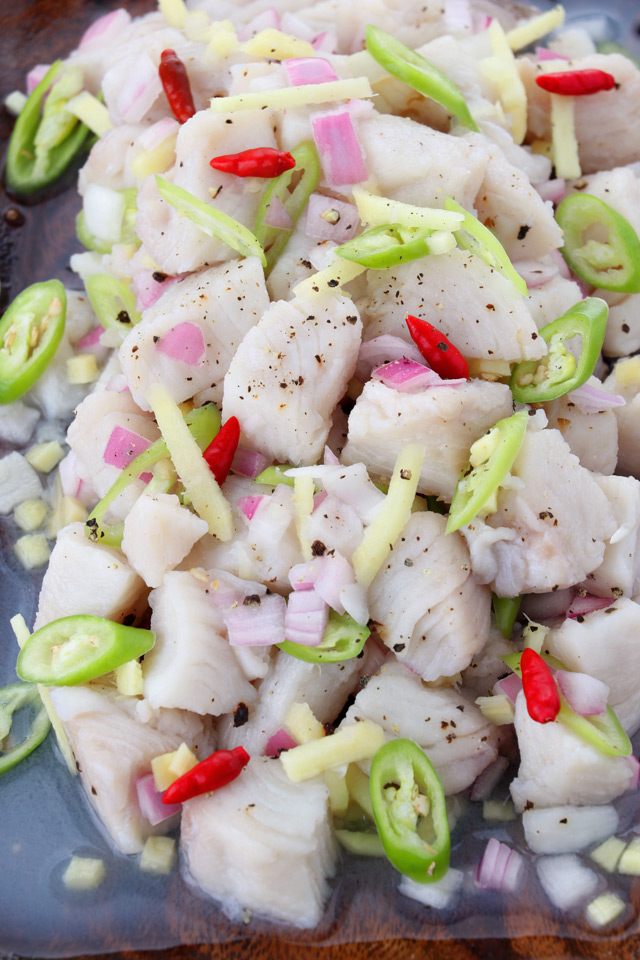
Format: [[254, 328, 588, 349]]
[[405, 315, 469, 380], [535, 69, 616, 97], [210, 147, 296, 179], [162, 746, 250, 804], [158, 49, 196, 124], [203, 416, 240, 486], [521, 648, 561, 725]]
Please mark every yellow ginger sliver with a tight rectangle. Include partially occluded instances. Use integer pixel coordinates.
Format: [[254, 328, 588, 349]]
[[506, 5, 565, 51], [281, 719, 386, 782], [241, 28, 316, 60], [210, 77, 373, 113]]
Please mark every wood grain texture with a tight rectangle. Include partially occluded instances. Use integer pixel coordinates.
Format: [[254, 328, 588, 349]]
[[2, 3, 640, 959]]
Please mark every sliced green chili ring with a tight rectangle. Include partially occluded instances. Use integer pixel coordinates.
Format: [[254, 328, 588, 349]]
[[0, 280, 66, 404], [369, 738, 450, 883], [76, 188, 140, 254], [254, 140, 320, 275], [254, 464, 296, 488], [85, 273, 142, 334], [492, 594, 522, 639], [156, 175, 266, 268], [509, 297, 608, 403], [444, 197, 528, 296], [335, 829, 386, 857], [85, 403, 220, 547], [17, 615, 155, 686], [6, 61, 90, 197], [555, 194, 640, 293], [0, 682, 50, 775], [446, 411, 528, 534], [336, 222, 438, 269], [365, 25, 478, 132], [277, 611, 369, 663]]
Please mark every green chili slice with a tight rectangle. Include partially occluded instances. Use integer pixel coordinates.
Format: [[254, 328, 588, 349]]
[[555, 194, 640, 293], [76, 188, 140, 254], [6, 62, 90, 197], [254, 464, 296, 488], [336, 222, 438, 269], [0, 682, 50, 775], [444, 197, 528, 295], [509, 297, 608, 403], [0, 280, 66, 404], [254, 141, 320, 275], [446, 411, 528, 534], [365, 25, 478, 132], [492, 594, 521, 639], [17, 615, 155, 686], [369, 738, 450, 883], [335, 829, 386, 857], [85, 273, 142, 335], [85, 403, 220, 547], [156, 175, 266, 268], [277, 611, 369, 663]]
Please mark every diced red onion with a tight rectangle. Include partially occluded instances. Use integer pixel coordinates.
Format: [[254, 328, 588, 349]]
[[551, 248, 571, 280], [58, 450, 96, 507], [284, 588, 329, 645], [305, 193, 360, 243], [106, 374, 129, 392], [280, 12, 316, 41], [232, 446, 269, 479], [79, 9, 131, 49], [263, 195, 294, 230], [474, 14, 492, 31], [323, 445, 340, 466], [322, 463, 385, 525], [314, 552, 355, 614], [132, 270, 181, 312], [356, 335, 424, 382], [312, 490, 328, 512], [374, 358, 466, 392], [265, 728, 297, 758], [76, 324, 110, 363], [566, 595, 612, 619], [136, 773, 181, 825], [493, 673, 523, 704], [237, 8, 280, 41], [469, 755, 510, 801], [556, 670, 609, 717], [310, 109, 368, 187], [284, 57, 339, 86], [289, 560, 321, 591], [138, 117, 180, 153], [26, 64, 49, 95], [155, 322, 206, 366], [358, 631, 388, 678], [567, 382, 625, 414], [339, 580, 369, 627], [536, 47, 569, 61], [117, 52, 163, 124], [224, 593, 287, 646], [237, 495, 266, 521], [345, 98, 376, 121], [312, 32, 337, 54], [513, 259, 559, 289], [520, 588, 574, 622], [444, 0, 473, 34], [477, 838, 523, 892], [627, 755, 640, 790], [103, 426, 152, 469], [535, 178, 566, 204]]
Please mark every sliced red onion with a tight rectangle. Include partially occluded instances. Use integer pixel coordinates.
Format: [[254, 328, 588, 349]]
[[358, 631, 388, 678], [155, 322, 206, 366], [310, 109, 368, 187], [280, 12, 316, 41], [323, 445, 340, 466], [477, 837, 523, 892], [117, 52, 163, 124], [312, 490, 328, 512], [76, 324, 111, 363], [373, 358, 465, 393], [138, 117, 180, 153], [535, 178, 566, 204], [356, 335, 424, 382], [513, 259, 559, 289], [265, 728, 297, 758], [567, 382, 625, 414], [224, 593, 287, 646], [26, 64, 49, 95], [237, 495, 266, 521], [536, 47, 569, 61], [556, 670, 609, 717], [520, 588, 574, 622], [314, 552, 355, 614], [475, 14, 493, 31], [136, 773, 181, 825], [237, 8, 280, 41], [284, 588, 329, 645], [284, 57, 339, 86], [263, 195, 294, 230], [339, 580, 369, 627], [469, 756, 510, 802], [305, 193, 360, 243], [566, 595, 612, 619], [444, 0, 473, 34], [58, 451, 96, 507], [493, 673, 523, 704], [103, 426, 152, 469], [79, 9, 131, 49], [232, 446, 269, 479], [312, 32, 337, 54], [289, 560, 321, 591], [132, 269, 181, 312]]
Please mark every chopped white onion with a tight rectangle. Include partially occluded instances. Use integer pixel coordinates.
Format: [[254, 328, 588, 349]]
[[284, 588, 330, 645], [536, 855, 598, 911], [323, 445, 340, 466], [305, 193, 360, 243], [556, 670, 609, 717], [280, 12, 315, 42], [314, 552, 356, 614], [535, 178, 566, 203], [83, 184, 126, 245], [399, 868, 465, 909], [224, 593, 287, 646], [138, 117, 180, 153], [117, 52, 163, 124], [568, 381, 625, 414]]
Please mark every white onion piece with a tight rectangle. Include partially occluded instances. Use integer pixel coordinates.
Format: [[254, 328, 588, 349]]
[[305, 193, 359, 243], [312, 32, 337, 54], [103, 426, 151, 469], [523, 805, 619, 854], [284, 588, 329, 646], [231, 447, 269, 479], [311, 109, 367, 187], [289, 559, 320, 591], [556, 670, 609, 717], [155, 322, 206, 366], [79, 9, 131, 49], [536, 855, 598, 911], [138, 117, 179, 153], [323, 445, 340, 466], [566, 595, 612, 619], [264, 728, 297, 758], [237, 8, 280, 41], [399, 869, 465, 909], [322, 463, 385, 525], [520, 588, 574, 622], [135, 773, 181, 825], [469, 756, 510, 801], [314, 552, 356, 614], [477, 838, 524, 892], [280, 12, 315, 41], [339, 580, 369, 626], [356, 335, 424, 382], [224, 593, 286, 646], [513, 258, 558, 289], [567, 382, 625, 414], [262, 195, 294, 230], [444, 0, 473, 34], [83, 184, 126, 245], [117, 53, 163, 124], [535, 178, 566, 204], [551, 248, 571, 279], [284, 57, 338, 86], [58, 450, 96, 507]]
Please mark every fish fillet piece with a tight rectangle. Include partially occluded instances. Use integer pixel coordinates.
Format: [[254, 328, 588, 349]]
[[603, 361, 640, 479], [545, 390, 618, 476], [121, 494, 208, 588], [580, 476, 640, 601]]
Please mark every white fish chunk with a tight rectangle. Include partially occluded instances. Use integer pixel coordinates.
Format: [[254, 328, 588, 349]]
[[144, 571, 257, 716], [342, 660, 499, 795], [368, 512, 490, 681], [463, 428, 617, 596], [121, 494, 208, 588], [120, 258, 269, 410], [603, 361, 640, 479], [581, 476, 640, 601], [78, 124, 143, 194], [510, 690, 635, 811], [305, 494, 363, 561], [342, 378, 513, 500], [545, 391, 618, 475], [601, 290, 640, 358], [223, 295, 362, 465], [34, 522, 146, 630], [462, 625, 517, 698], [180, 757, 336, 928], [359, 249, 545, 362], [526, 276, 583, 330]]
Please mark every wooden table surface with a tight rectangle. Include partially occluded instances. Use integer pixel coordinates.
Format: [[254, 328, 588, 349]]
[[2, 2, 640, 959]]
